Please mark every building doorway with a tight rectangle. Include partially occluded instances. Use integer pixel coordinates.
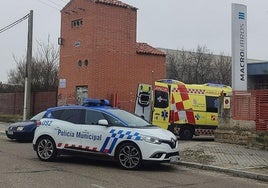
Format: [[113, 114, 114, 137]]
[[76, 86, 88, 105]]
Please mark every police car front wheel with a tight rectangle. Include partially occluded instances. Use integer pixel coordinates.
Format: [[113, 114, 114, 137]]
[[36, 136, 57, 161], [117, 143, 142, 169]]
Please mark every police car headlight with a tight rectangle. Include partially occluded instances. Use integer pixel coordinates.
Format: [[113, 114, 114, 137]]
[[16, 127, 24, 131], [141, 135, 161, 144]]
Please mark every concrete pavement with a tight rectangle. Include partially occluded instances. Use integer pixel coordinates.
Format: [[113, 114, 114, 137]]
[[0, 122, 267, 182], [179, 138, 268, 182], [0, 122, 9, 135]]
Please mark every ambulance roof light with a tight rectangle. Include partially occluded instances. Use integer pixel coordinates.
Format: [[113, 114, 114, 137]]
[[157, 79, 184, 84], [206, 83, 229, 88]]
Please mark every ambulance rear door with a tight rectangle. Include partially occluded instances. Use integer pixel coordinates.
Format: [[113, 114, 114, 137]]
[[205, 95, 219, 126], [186, 84, 207, 126], [152, 82, 170, 130]]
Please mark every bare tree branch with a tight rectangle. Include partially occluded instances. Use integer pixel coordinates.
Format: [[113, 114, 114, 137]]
[[7, 35, 59, 91], [166, 45, 231, 85]]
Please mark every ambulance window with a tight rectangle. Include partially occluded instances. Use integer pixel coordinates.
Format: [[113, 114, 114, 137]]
[[206, 96, 219, 113], [154, 90, 169, 108]]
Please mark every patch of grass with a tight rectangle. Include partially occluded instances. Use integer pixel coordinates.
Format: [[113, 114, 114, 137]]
[[246, 166, 268, 174], [181, 148, 216, 164], [255, 133, 268, 146]]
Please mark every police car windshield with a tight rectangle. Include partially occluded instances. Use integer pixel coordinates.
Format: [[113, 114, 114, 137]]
[[106, 109, 150, 127]]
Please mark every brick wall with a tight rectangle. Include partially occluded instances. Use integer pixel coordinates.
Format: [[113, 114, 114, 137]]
[[0, 93, 24, 115], [58, 0, 166, 111], [0, 91, 57, 116]]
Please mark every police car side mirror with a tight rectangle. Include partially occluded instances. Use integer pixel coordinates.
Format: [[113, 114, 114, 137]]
[[98, 119, 109, 126]]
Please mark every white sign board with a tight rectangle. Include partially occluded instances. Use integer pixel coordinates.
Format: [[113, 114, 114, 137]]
[[231, 3, 247, 91], [59, 79, 66, 88]]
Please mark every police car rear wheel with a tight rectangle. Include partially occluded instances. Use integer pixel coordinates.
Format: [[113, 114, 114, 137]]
[[117, 143, 142, 169], [36, 136, 57, 161]]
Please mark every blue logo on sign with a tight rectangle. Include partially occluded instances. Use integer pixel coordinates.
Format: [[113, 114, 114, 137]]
[[238, 12, 245, 20]]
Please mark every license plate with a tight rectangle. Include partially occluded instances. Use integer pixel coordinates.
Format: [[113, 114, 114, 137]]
[[7, 130, 13, 135]]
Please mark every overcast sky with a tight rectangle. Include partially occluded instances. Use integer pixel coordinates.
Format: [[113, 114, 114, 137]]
[[0, 0, 268, 82]]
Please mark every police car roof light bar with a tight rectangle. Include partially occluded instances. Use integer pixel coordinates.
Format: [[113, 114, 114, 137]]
[[82, 98, 110, 107]]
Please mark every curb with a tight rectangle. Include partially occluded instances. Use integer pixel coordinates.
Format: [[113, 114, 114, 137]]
[[0, 132, 6, 136], [178, 161, 268, 182], [0, 123, 8, 135]]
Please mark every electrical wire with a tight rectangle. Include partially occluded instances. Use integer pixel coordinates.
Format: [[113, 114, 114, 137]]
[[0, 0, 69, 34], [37, 0, 68, 11], [47, 0, 64, 8], [57, 0, 69, 4], [0, 14, 29, 34], [37, 0, 61, 11]]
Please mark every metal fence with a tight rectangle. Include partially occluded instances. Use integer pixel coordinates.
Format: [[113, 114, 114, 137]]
[[110, 93, 135, 112], [232, 90, 268, 131]]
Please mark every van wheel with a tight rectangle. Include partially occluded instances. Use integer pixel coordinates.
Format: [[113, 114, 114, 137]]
[[116, 142, 142, 169], [179, 128, 194, 140], [36, 136, 57, 161], [168, 124, 180, 135]]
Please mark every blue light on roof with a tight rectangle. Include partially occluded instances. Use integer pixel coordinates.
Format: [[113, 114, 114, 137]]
[[82, 99, 110, 107]]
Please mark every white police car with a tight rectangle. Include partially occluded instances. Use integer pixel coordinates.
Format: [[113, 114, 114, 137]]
[[33, 99, 179, 169]]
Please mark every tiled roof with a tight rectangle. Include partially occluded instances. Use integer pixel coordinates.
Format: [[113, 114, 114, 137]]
[[136, 43, 166, 56], [95, 0, 137, 10], [62, 0, 137, 11]]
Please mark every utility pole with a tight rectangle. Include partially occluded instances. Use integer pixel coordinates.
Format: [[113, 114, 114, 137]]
[[23, 10, 33, 120]]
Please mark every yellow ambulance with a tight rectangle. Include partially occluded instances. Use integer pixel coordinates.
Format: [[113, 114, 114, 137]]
[[135, 79, 232, 140]]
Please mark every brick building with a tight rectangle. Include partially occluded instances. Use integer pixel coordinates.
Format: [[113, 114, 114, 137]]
[[58, 0, 166, 111]]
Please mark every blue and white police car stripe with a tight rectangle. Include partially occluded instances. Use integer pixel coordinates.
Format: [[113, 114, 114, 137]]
[[100, 129, 141, 154]]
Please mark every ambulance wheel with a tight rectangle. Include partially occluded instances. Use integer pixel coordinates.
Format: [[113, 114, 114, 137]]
[[116, 142, 142, 170], [179, 128, 194, 140], [168, 124, 180, 136], [36, 136, 57, 161]]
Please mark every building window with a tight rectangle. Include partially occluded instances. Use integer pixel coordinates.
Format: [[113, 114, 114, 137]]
[[77, 60, 82, 67], [72, 19, 83, 28], [84, 59, 89, 66]]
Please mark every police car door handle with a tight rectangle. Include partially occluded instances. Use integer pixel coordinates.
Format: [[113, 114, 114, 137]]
[[155, 113, 160, 115]]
